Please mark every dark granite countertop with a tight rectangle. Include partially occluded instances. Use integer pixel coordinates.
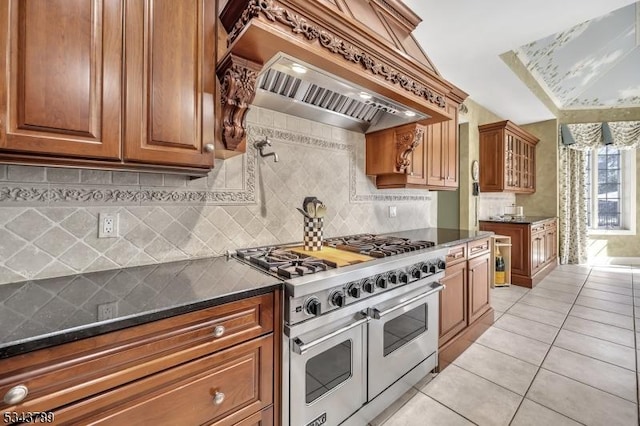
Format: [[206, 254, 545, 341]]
[[479, 216, 557, 225], [382, 228, 493, 246], [0, 256, 282, 359], [0, 227, 490, 359]]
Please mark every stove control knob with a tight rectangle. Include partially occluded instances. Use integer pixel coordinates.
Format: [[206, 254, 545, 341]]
[[388, 271, 399, 284], [330, 291, 345, 307], [362, 279, 375, 294], [305, 297, 322, 316], [348, 283, 361, 299], [411, 266, 422, 279], [421, 263, 433, 275], [376, 275, 388, 289], [437, 259, 446, 270], [398, 271, 409, 284]]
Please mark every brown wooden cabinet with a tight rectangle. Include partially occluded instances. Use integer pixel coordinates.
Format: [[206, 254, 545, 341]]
[[439, 259, 467, 346], [0, 291, 280, 425], [479, 120, 539, 193], [365, 103, 459, 190], [479, 218, 557, 288], [468, 252, 491, 324], [0, 0, 214, 173], [438, 237, 493, 368]]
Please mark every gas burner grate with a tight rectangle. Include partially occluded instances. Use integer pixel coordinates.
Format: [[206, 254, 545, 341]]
[[324, 234, 434, 257], [235, 246, 337, 278]]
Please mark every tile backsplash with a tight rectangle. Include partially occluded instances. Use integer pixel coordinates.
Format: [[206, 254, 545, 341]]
[[0, 107, 436, 285], [478, 192, 517, 220]]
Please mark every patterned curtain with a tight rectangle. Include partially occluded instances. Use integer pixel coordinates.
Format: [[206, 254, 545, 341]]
[[558, 146, 588, 264], [558, 121, 639, 264]]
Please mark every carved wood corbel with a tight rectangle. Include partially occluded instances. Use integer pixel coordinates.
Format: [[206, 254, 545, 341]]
[[395, 126, 424, 173], [217, 54, 263, 152]]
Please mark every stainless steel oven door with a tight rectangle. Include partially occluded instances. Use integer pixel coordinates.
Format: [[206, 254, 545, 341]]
[[367, 283, 440, 400], [289, 315, 368, 426]]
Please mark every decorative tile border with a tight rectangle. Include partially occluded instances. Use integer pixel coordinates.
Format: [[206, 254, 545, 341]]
[[0, 124, 430, 205], [249, 125, 431, 202]]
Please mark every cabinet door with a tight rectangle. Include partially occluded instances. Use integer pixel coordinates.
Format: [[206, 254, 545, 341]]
[[124, 0, 214, 168], [530, 232, 546, 275], [439, 261, 467, 346], [0, 0, 122, 159], [426, 123, 446, 187], [444, 105, 459, 188], [479, 129, 504, 192], [407, 132, 426, 185], [545, 223, 557, 264], [468, 253, 490, 324]]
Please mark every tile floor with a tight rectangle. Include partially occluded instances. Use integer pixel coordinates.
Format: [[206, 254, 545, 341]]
[[377, 264, 640, 426]]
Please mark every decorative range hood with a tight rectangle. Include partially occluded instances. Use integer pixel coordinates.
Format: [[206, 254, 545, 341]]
[[215, 0, 467, 156]]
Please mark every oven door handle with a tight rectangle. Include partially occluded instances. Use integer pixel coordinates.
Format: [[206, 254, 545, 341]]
[[370, 282, 444, 320], [292, 316, 368, 355]]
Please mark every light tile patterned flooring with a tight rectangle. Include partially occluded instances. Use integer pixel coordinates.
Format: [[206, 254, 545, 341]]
[[379, 264, 640, 426]]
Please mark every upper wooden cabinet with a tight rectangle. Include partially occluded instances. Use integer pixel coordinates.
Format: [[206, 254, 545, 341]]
[[479, 120, 538, 193], [0, 0, 122, 160], [365, 103, 459, 191], [0, 0, 214, 173]]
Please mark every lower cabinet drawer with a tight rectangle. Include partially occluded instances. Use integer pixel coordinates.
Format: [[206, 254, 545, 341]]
[[228, 406, 273, 426], [468, 237, 490, 258], [54, 335, 274, 426], [0, 293, 274, 416]]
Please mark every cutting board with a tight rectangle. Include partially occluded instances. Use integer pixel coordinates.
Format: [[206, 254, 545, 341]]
[[290, 246, 374, 267]]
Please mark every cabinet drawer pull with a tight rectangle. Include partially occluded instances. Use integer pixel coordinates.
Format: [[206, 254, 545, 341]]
[[213, 391, 225, 405], [213, 325, 225, 338], [4, 385, 28, 405], [204, 143, 214, 153]]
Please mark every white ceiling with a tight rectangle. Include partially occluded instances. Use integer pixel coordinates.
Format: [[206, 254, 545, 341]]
[[405, 0, 639, 124]]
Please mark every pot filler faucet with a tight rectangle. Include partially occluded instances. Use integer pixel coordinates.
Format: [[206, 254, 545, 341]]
[[254, 137, 279, 162]]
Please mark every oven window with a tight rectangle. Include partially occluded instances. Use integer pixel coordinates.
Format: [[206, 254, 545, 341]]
[[383, 304, 427, 356], [305, 339, 352, 403]]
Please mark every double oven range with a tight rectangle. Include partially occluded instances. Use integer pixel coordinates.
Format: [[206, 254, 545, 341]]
[[236, 234, 446, 426]]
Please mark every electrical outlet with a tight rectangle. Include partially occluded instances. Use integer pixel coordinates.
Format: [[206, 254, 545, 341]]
[[97, 302, 118, 321], [98, 213, 118, 238], [389, 206, 397, 218]]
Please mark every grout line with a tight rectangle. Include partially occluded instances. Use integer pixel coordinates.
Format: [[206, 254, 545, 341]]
[[418, 392, 480, 426], [507, 266, 593, 425], [549, 342, 637, 373], [490, 320, 559, 345]]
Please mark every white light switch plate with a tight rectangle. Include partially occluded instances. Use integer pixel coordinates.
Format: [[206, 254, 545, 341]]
[[389, 206, 397, 218]]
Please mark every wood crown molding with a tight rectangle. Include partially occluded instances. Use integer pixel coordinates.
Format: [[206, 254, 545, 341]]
[[220, 0, 456, 111], [216, 54, 263, 152]]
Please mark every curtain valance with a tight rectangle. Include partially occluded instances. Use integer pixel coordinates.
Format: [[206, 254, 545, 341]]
[[560, 121, 640, 150]]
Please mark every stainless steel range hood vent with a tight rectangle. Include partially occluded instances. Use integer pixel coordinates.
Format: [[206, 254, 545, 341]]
[[252, 54, 429, 133]]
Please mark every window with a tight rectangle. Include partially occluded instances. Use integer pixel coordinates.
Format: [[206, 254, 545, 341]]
[[585, 146, 636, 234]]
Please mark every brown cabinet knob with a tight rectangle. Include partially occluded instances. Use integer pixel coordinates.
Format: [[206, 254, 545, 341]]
[[4, 385, 28, 405], [204, 143, 214, 153]]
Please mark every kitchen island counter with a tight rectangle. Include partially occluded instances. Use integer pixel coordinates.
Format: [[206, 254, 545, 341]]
[[479, 216, 557, 225]]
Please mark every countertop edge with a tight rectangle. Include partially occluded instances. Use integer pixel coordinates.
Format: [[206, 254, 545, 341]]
[[0, 282, 281, 359]]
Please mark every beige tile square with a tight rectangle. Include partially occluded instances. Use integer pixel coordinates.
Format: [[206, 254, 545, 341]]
[[535, 280, 582, 295], [554, 329, 636, 370], [584, 281, 633, 295], [574, 295, 634, 316], [493, 313, 559, 344], [423, 364, 522, 426], [542, 346, 637, 402], [476, 327, 550, 366], [507, 302, 567, 327], [383, 392, 473, 426], [453, 343, 538, 395], [519, 294, 573, 314], [491, 297, 516, 312], [579, 288, 633, 304], [527, 369, 637, 426], [563, 316, 635, 347], [569, 305, 635, 330], [528, 287, 577, 303], [511, 399, 581, 426]]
